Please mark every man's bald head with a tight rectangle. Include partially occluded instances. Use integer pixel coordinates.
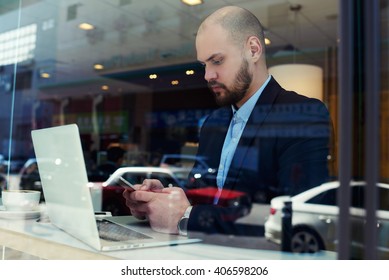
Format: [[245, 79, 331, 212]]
[[197, 6, 266, 52]]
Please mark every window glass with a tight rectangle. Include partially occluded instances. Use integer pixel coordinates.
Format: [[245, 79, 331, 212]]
[[150, 172, 178, 188], [306, 188, 337, 206], [351, 186, 365, 209], [122, 172, 147, 185], [11, 0, 389, 260], [378, 187, 389, 211], [377, 0, 389, 260]]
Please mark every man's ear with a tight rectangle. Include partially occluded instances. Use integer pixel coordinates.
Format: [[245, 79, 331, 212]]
[[247, 36, 262, 60]]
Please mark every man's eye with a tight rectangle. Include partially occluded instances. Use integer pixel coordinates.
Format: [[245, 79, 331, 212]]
[[212, 59, 222, 65]]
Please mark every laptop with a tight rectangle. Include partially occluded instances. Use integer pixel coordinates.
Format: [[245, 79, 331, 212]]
[[31, 124, 201, 251]]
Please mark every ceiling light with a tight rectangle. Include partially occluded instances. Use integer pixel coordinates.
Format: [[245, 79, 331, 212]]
[[265, 38, 271, 45], [268, 5, 324, 101], [181, 0, 203, 6], [94, 64, 104, 70], [171, 80, 179, 85], [79, 23, 95, 30], [40, 72, 50, 78], [186, 70, 195, 75], [101, 85, 109, 91], [149, 74, 158, 79]]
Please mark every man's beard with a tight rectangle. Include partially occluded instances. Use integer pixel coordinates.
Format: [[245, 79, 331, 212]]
[[208, 59, 252, 107]]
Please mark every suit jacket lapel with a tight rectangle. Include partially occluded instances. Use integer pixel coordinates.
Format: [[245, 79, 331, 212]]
[[225, 77, 282, 189], [198, 106, 233, 169]]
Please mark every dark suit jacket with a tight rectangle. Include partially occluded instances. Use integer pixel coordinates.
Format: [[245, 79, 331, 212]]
[[188, 77, 332, 235]]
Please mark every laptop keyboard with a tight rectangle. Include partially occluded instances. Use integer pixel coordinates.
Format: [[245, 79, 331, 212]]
[[96, 220, 152, 242]]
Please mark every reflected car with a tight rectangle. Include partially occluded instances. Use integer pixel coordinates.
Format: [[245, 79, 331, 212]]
[[19, 158, 40, 188], [2, 157, 26, 174], [185, 186, 252, 220], [19, 158, 44, 201], [159, 154, 280, 203], [99, 166, 251, 219], [264, 181, 389, 259], [159, 153, 217, 188], [100, 166, 189, 215], [160, 154, 200, 168]]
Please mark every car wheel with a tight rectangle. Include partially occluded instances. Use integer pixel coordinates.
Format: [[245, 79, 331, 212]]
[[291, 227, 325, 253]]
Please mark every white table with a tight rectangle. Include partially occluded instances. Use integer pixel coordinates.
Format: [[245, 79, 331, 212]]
[[0, 208, 337, 260]]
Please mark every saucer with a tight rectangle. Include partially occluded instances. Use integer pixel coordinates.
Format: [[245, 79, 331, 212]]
[[0, 206, 41, 220]]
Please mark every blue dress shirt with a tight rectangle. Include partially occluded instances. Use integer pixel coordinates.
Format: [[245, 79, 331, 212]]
[[214, 75, 271, 204]]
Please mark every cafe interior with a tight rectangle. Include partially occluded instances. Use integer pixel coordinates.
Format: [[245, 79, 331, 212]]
[[0, 0, 388, 260]]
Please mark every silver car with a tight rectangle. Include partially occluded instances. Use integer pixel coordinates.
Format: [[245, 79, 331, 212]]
[[264, 181, 389, 259]]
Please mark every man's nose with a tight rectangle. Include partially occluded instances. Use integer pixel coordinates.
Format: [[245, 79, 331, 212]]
[[204, 67, 217, 82]]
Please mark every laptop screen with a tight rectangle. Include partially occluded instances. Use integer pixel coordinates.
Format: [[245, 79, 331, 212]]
[[32, 124, 102, 250]]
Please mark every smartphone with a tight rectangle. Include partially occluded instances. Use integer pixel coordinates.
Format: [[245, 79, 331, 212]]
[[117, 176, 137, 191]]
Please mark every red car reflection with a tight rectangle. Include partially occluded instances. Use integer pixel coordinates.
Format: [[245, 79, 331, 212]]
[[101, 185, 252, 220], [96, 167, 252, 219]]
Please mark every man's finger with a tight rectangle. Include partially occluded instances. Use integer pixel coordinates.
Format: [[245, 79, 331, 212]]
[[140, 179, 164, 192], [160, 186, 181, 193], [130, 190, 157, 202]]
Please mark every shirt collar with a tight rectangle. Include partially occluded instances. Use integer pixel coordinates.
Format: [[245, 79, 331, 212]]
[[231, 75, 271, 122]]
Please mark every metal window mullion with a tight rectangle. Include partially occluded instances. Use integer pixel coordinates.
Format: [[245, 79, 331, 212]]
[[337, 0, 354, 260], [363, 0, 380, 260]]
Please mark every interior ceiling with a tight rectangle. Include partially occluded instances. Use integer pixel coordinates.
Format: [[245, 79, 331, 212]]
[[0, 0, 42, 15], [0, 0, 339, 97]]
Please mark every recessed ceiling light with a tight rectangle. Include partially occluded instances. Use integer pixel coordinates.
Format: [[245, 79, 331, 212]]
[[94, 64, 104, 70], [149, 74, 158, 79], [181, 0, 203, 6], [171, 80, 179, 85], [79, 23, 94, 30], [265, 38, 271, 45], [40, 72, 50, 78], [186, 70, 195, 75]]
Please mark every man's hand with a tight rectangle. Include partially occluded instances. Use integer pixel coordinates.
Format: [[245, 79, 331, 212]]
[[122, 179, 163, 220], [122, 179, 190, 234]]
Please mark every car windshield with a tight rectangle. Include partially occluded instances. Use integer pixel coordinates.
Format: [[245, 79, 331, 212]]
[[149, 172, 180, 188]]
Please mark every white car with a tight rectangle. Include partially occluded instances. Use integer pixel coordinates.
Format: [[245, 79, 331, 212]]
[[159, 153, 217, 188], [264, 181, 389, 259], [104, 166, 189, 189], [90, 166, 190, 215]]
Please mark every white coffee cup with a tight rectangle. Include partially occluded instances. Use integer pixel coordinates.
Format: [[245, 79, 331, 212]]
[[1, 190, 41, 211]]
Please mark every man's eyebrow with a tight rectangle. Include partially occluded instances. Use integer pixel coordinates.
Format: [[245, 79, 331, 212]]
[[198, 53, 222, 64]]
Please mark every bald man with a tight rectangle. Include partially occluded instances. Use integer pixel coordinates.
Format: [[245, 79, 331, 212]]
[[123, 6, 331, 237]]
